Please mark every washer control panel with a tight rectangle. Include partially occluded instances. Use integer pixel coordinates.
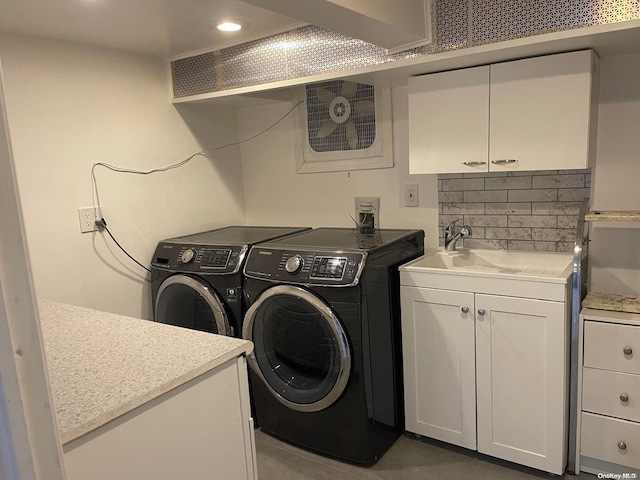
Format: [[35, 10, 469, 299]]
[[245, 248, 364, 286], [151, 242, 245, 274]]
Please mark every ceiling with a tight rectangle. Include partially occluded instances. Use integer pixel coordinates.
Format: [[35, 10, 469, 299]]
[[0, 0, 304, 58]]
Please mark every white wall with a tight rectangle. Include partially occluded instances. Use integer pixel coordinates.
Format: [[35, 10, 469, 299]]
[[0, 34, 246, 319], [589, 53, 640, 296], [238, 87, 439, 246]]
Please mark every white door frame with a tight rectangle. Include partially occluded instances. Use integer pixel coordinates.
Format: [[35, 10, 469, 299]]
[[0, 57, 65, 479]]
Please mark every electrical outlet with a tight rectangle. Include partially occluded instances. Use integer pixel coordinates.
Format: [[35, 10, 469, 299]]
[[78, 207, 100, 233], [404, 184, 419, 207], [354, 197, 380, 230]]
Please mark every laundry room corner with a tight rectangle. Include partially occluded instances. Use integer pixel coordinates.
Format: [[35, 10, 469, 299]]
[[0, 33, 247, 319]]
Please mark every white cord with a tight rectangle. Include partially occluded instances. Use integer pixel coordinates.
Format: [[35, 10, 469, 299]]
[[90, 100, 303, 216], [89, 100, 303, 272]]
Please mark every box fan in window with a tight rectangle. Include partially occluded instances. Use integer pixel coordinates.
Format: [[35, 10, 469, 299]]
[[295, 80, 393, 173]]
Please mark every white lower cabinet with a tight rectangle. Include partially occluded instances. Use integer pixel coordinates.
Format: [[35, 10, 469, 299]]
[[475, 294, 567, 473], [401, 287, 476, 450], [401, 261, 571, 475], [63, 357, 257, 480], [577, 309, 640, 476]]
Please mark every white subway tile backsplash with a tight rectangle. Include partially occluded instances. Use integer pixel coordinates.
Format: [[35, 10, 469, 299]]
[[438, 214, 461, 227], [532, 228, 576, 242], [439, 191, 464, 202], [486, 227, 532, 240], [442, 178, 485, 191], [442, 203, 485, 214], [532, 174, 586, 189], [507, 240, 558, 252], [532, 202, 582, 215], [485, 203, 532, 215], [463, 190, 508, 202], [557, 242, 575, 253], [463, 215, 508, 227], [508, 189, 558, 202], [463, 238, 508, 249], [485, 176, 532, 190], [557, 215, 578, 228], [438, 169, 589, 252], [558, 188, 590, 201], [508, 215, 557, 228]]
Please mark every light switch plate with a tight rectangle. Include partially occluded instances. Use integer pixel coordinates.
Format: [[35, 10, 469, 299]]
[[404, 184, 419, 207]]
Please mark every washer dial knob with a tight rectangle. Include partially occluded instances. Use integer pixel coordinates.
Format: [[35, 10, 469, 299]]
[[285, 255, 304, 274], [181, 248, 197, 264]]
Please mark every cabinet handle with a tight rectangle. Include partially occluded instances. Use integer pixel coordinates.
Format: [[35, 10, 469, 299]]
[[620, 393, 630, 402], [462, 161, 487, 167], [477, 309, 486, 316], [618, 441, 627, 450], [461, 306, 469, 314], [490, 159, 518, 165], [623, 346, 633, 355]]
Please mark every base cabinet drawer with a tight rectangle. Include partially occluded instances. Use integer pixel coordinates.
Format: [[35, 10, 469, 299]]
[[584, 321, 640, 374], [583, 368, 640, 423], [581, 412, 640, 470]]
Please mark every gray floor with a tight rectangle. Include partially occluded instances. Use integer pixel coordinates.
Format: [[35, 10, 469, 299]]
[[255, 429, 595, 480]]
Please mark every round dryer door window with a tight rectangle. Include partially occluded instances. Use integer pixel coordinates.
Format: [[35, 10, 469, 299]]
[[155, 274, 231, 336], [243, 285, 351, 413]]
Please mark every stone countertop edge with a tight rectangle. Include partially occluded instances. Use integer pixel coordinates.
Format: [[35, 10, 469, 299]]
[[37, 299, 253, 446]]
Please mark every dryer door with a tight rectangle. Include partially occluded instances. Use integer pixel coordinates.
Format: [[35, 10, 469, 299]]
[[155, 274, 231, 336], [243, 285, 351, 413]]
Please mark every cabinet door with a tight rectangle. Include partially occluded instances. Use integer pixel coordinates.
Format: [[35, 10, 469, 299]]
[[408, 66, 490, 174], [490, 50, 595, 171], [475, 294, 567, 475], [401, 286, 476, 449]]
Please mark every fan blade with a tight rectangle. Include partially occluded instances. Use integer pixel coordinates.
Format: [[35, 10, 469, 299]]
[[317, 120, 339, 138], [341, 81, 357, 99], [353, 100, 375, 116], [345, 121, 358, 149], [315, 88, 335, 103]]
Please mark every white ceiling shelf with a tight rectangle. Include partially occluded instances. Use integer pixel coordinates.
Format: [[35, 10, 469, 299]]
[[173, 19, 640, 106]]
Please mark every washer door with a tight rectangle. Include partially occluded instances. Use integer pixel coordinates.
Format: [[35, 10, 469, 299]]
[[155, 274, 231, 336], [243, 285, 351, 412]]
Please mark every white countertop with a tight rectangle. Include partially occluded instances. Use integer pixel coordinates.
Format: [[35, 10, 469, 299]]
[[38, 299, 253, 445]]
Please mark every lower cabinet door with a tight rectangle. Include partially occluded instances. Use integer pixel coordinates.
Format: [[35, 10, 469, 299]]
[[401, 286, 476, 450], [475, 294, 567, 475]]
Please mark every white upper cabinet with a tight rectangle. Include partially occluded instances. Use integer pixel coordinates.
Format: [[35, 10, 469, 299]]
[[408, 50, 599, 174], [409, 65, 490, 174]]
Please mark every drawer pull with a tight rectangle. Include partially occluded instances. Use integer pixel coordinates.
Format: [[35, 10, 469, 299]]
[[490, 159, 518, 165], [618, 441, 627, 450], [620, 393, 629, 402], [461, 306, 469, 314], [462, 161, 487, 167], [477, 309, 486, 316], [623, 346, 633, 355]]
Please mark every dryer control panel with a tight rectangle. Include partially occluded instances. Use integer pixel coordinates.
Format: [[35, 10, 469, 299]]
[[151, 242, 247, 274], [244, 248, 365, 286]]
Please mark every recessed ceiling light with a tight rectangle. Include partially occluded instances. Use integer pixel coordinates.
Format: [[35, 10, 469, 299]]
[[217, 21, 243, 32]]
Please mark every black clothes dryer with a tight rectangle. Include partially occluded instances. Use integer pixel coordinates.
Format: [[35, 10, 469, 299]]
[[150, 226, 310, 337], [242, 228, 424, 464]]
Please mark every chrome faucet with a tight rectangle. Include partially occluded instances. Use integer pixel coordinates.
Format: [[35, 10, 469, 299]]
[[444, 220, 472, 251]]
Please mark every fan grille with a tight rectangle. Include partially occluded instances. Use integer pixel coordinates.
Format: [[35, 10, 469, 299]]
[[305, 80, 377, 152]]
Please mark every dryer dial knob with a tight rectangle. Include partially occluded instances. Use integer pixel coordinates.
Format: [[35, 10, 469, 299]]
[[181, 248, 197, 264], [285, 255, 304, 274]]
